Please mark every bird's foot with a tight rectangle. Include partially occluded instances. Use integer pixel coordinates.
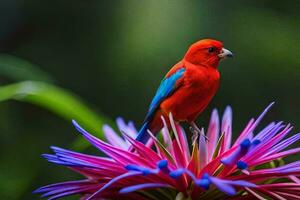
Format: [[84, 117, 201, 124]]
[[190, 127, 199, 144], [189, 122, 209, 142]]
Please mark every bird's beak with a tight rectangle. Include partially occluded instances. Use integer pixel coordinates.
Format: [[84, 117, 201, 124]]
[[218, 48, 234, 58]]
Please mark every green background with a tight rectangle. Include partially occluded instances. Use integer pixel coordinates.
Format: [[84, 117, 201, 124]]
[[0, 1, 299, 199]]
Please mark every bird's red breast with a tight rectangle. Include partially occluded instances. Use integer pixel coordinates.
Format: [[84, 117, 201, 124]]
[[160, 61, 219, 123], [160, 61, 220, 122]]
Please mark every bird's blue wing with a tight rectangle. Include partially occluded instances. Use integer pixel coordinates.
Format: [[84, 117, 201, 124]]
[[135, 67, 186, 144], [145, 67, 186, 122]]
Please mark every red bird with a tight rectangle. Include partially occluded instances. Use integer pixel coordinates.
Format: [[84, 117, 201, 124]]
[[136, 39, 233, 144]]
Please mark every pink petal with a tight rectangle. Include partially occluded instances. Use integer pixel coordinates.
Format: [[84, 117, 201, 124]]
[[161, 116, 173, 153], [199, 129, 208, 170], [221, 106, 232, 151], [173, 140, 188, 168], [176, 124, 190, 162], [246, 187, 269, 200], [207, 109, 220, 161], [234, 118, 255, 146], [122, 133, 162, 164], [289, 175, 300, 184], [73, 120, 154, 167], [199, 145, 239, 177], [169, 113, 183, 153]]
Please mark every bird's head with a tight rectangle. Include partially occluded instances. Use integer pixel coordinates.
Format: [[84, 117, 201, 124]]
[[184, 39, 233, 68]]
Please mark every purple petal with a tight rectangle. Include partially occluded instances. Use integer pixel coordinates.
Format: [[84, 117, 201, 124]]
[[266, 132, 300, 156], [50, 146, 122, 171], [116, 117, 128, 133], [243, 124, 293, 164], [119, 183, 171, 194], [116, 117, 137, 138], [169, 168, 185, 179], [234, 102, 274, 146], [247, 102, 275, 134], [209, 176, 256, 196], [169, 168, 198, 184], [221, 139, 250, 166], [34, 180, 99, 200], [41, 186, 83, 197], [103, 124, 128, 149], [221, 148, 242, 166], [257, 122, 285, 142], [72, 120, 153, 166], [274, 161, 300, 173], [209, 177, 237, 196], [127, 121, 138, 136], [157, 159, 168, 169], [253, 122, 277, 141], [47, 186, 98, 200], [86, 171, 141, 200], [125, 164, 157, 175], [222, 180, 257, 188], [254, 147, 300, 165], [34, 180, 91, 193]]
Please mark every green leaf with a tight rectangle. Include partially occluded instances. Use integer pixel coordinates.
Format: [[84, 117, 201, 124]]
[[0, 81, 111, 149], [0, 54, 55, 82]]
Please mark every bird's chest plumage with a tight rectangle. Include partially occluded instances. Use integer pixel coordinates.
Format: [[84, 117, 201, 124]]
[[160, 66, 220, 121]]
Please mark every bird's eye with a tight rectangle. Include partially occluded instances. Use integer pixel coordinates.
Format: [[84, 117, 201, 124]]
[[208, 47, 215, 53]]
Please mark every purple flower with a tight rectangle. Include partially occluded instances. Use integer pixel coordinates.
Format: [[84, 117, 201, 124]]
[[34, 103, 300, 199]]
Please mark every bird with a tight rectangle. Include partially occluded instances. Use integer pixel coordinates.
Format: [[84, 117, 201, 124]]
[[135, 39, 233, 144]]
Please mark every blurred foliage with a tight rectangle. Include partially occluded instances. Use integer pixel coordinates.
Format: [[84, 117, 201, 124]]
[[0, 0, 299, 199], [0, 81, 110, 149], [0, 55, 54, 82]]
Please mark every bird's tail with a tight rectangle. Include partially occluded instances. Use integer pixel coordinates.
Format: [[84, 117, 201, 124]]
[[135, 121, 150, 144]]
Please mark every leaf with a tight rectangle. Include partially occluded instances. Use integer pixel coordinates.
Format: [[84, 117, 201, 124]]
[[0, 81, 112, 149], [0, 54, 55, 82]]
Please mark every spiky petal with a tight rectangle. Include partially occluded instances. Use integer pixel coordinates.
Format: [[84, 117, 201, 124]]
[[35, 103, 300, 200]]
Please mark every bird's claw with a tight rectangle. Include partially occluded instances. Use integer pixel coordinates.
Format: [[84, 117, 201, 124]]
[[189, 126, 198, 135], [189, 125, 209, 142], [190, 127, 199, 144]]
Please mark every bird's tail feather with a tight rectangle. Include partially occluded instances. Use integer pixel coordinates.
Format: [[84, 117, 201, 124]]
[[135, 121, 150, 144]]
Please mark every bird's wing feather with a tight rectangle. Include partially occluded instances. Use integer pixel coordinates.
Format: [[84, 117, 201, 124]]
[[135, 67, 186, 144], [144, 67, 186, 122]]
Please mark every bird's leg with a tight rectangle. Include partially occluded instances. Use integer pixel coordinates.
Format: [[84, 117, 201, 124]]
[[190, 128, 199, 145], [189, 121, 209, 141]]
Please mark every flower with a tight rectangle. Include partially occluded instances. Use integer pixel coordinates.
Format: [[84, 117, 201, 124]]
[[34, 102, 300, 200]]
